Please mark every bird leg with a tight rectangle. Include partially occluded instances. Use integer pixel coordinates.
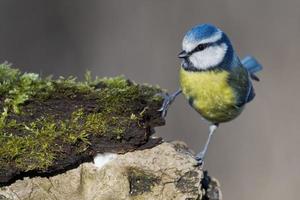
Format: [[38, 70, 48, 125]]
[[158, 89, 182, 117], [195, 124, 218, 166]]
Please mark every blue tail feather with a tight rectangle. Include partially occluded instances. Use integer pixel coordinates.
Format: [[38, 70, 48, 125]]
[[242, 56, 262, 74]]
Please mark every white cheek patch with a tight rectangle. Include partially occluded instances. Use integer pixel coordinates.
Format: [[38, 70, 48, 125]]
[[189, 43, 228, 70]]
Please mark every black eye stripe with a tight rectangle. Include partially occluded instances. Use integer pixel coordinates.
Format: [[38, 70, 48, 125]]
[[191, 43, 211, 54]]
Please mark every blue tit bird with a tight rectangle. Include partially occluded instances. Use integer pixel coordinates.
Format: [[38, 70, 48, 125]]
[[159, 23, 262, 165]]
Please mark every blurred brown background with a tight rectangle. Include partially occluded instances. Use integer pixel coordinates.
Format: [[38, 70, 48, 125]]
[[0, 0, 299, 199]]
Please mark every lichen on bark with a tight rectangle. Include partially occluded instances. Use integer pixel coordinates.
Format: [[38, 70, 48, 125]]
[[127, 167, 161, 196], [0, 63, 165, 186]]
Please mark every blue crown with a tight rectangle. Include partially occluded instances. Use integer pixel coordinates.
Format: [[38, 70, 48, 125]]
[[184, 24, 220, 42]]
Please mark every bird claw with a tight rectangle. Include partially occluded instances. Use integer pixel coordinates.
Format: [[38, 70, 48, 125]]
[[194, 158, 204, 167], [194, 153, 204, 167], [157, 89, 181, 118], [157, 92, 173, 118]]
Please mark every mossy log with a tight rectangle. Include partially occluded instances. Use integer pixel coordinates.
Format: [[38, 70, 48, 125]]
[[0, 63, 165, 186]]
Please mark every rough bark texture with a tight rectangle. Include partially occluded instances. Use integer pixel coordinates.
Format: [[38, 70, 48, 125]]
[[0, 142, 222, 200]]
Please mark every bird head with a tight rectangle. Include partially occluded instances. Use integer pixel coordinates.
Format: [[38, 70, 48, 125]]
[[179, 24, 234, 70]]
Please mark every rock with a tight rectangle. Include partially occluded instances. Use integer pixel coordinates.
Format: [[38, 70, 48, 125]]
[[0, 142, 222, 200]]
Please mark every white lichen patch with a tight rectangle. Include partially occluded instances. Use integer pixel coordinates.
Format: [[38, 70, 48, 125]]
[[93, 153, 117, 168]]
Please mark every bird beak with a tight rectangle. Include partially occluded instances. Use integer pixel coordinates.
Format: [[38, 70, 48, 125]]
[[178, 50, 189, 58]]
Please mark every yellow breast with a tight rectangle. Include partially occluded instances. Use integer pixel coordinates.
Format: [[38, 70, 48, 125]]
[[179, 68, 240, 123]]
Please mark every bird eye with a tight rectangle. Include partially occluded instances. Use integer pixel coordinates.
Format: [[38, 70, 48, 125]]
[[190, 43, 211, 55], [195, 44, 207, 51], [191, 43, 210, 54]]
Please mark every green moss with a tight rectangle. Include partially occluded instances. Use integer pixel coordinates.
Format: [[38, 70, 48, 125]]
[[0, 118, 57, 170], [0, 63, 54, 114], [0, 63, 163, 173]]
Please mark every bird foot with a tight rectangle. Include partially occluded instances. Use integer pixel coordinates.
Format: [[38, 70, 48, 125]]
[[194, 152, 205, 167], [157, 92, 174, 118]]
